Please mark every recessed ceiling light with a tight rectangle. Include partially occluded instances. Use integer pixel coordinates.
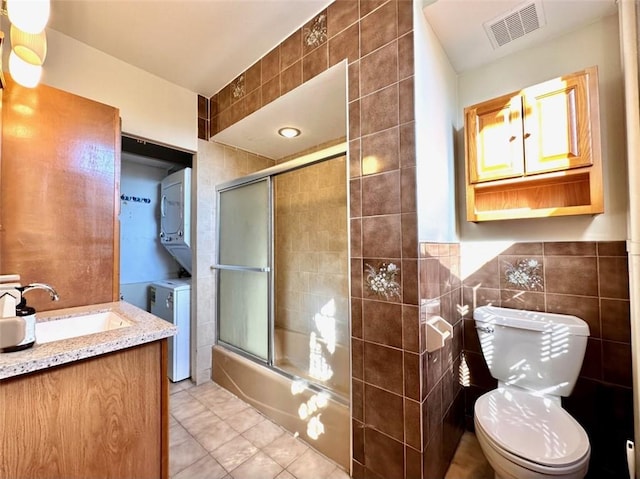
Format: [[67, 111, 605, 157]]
[[278, 127, 301, 138]]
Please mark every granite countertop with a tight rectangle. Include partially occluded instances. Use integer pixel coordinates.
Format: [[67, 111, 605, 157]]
[[0, 301, 176, 380]]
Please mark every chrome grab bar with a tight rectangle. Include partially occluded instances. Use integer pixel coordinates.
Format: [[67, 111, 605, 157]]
[[211, 264, 271, 273]]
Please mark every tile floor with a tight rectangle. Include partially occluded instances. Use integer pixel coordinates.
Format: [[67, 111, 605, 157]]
[[444, 431, 494, 479], [169, 379, 349, 479], [169, 379, 493, 479]]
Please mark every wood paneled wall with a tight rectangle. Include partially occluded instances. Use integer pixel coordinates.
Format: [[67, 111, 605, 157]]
[[0, 76, 120, 311]]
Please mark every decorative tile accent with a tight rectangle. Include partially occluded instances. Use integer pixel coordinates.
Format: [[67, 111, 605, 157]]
[[364, 262, 401, 300], [231, 75, 245, 100], [503, 258, 543, 290], [304, 13, 328, 48]]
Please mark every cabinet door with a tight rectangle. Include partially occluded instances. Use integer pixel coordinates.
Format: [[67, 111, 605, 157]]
[[0, 342, 166, 479], [465, 94, 525, 183], [523, 71, 593, 174], [1, 77, 121, 311]]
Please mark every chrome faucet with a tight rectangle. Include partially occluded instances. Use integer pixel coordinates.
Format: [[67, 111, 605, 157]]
[[20, 283, 60, 302]]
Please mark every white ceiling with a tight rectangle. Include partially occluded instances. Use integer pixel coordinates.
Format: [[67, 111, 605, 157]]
[[212, 62, 347, 159], [48, 0, 333, 98], [422, 0, 617, 74], [47, 0, 620, 99], [46, 0, 618, 159]]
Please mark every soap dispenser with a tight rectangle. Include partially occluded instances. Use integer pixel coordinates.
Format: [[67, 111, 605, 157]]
[[0, 275, 26, 351], [0, 276, 59, 352], [3, 296, 36, 352], [12, 283, 60, 352]]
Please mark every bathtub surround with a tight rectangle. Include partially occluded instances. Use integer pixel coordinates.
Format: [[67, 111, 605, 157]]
[[462, 241, 633, 479], [210, 148, 351, 465], [274, 157, 350, 393]]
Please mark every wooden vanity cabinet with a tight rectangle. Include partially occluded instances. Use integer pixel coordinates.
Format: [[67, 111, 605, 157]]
[[0, 340, 169, 479], [464, 66, 603, 222]]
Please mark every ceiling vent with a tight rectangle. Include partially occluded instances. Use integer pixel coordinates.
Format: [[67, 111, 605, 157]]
[[483, 1, 546, 49]]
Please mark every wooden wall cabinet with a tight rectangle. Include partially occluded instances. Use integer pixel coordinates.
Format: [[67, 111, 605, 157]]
[[464, 66, 603, 222], [0, 341, 169, 479]]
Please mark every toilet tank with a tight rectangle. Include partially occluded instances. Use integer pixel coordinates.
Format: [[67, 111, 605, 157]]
[[474, 305, 589, 397]]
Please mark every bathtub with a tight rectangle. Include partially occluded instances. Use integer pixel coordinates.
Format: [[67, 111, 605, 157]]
[[212, 335, 350, 470], [273, 327, 350, 401]]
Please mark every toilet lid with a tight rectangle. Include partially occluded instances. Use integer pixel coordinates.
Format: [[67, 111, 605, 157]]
[[475, 388, 590, 468]]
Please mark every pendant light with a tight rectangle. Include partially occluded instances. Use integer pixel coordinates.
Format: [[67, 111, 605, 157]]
[[3, 0, 51, 88], [8, 49, 41, 88], [10, 24, 46, 65], [6, 0, 50, 34]]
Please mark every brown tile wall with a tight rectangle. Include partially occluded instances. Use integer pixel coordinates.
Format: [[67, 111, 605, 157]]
[[274, 156, 350, 350], [198, 95, 209, 140], [204, 0, 414, 138], [462, 241, 633, 479], [196, 1, 461, 478], [419, 243, 465, 479]]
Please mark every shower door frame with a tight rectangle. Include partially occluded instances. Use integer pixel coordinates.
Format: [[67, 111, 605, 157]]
[[215, 176, 274, 365], [214, 143, 349, 402]]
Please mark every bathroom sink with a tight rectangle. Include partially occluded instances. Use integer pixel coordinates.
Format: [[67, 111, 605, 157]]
[[36, 311, 132, 344]]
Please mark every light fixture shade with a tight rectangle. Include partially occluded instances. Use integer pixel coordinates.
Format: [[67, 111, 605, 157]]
[[7, 0, 51, 34], [9, 50, 42, 88], [11, 25, 47, 65], [278, 127, 301, 138]]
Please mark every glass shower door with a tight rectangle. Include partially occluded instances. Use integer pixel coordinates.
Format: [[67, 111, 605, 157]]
[[216, 179, 270, 361]]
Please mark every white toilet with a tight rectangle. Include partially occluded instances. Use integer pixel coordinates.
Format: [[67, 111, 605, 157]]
[[473, 305, 591, 479]]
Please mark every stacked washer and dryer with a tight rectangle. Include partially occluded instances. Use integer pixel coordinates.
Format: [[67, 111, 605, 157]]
[[150, 168, 192, 382]]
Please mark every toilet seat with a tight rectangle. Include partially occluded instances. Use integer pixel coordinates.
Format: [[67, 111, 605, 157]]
[[475, 388, 590, 474]]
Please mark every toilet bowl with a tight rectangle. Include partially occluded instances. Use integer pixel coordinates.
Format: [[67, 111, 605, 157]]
[[473, 306, 591, 479], [475, 388, 590, 479]]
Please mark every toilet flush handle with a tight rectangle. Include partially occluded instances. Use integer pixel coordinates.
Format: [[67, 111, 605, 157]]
[[476, 325, 494, 334]]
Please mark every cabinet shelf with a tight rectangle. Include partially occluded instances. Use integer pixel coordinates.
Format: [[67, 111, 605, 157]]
[[469, 169, 602, 222], [472, 166, 590, 191]]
